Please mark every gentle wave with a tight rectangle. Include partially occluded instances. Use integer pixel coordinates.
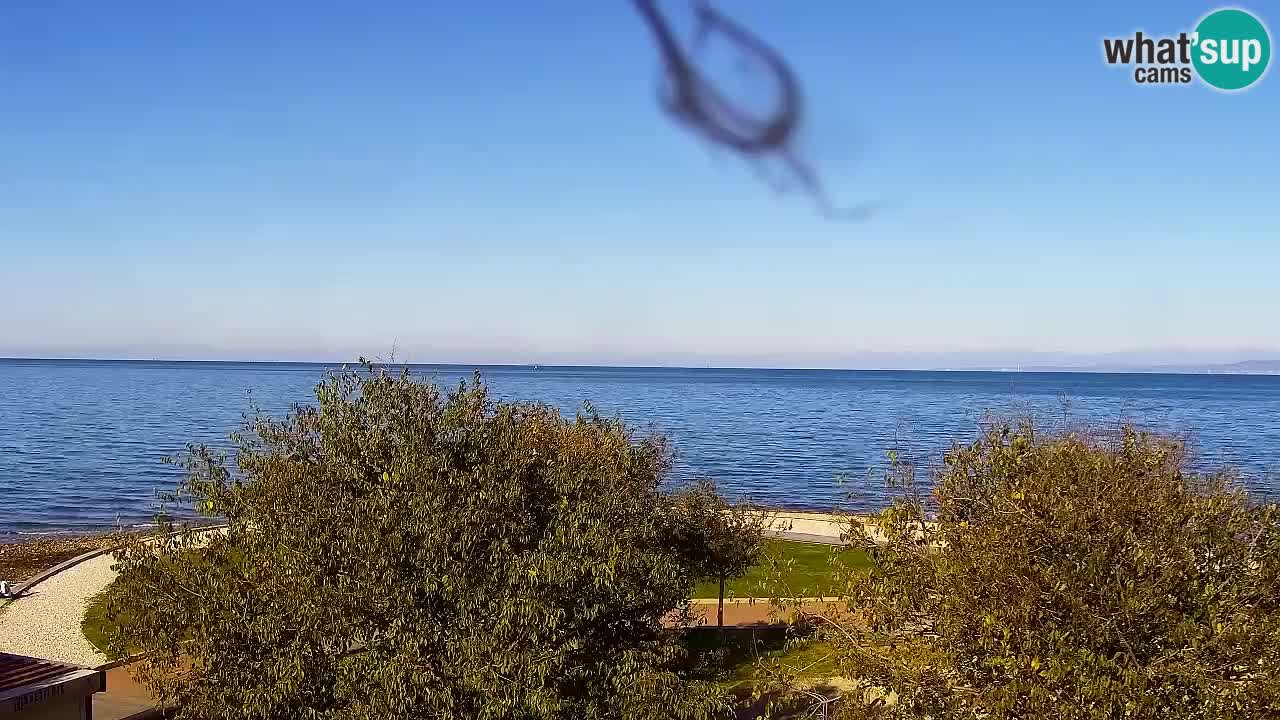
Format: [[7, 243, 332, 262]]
[[2, 359, 1280, 534]]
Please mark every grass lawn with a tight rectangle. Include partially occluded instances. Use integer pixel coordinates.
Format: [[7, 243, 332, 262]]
[[83, 584, 130, 658], [682, 625, 838, 691], [692, 539, 872, 599]]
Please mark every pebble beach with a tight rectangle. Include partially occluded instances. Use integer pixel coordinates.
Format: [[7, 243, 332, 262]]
[[0, 533, 121, 584]]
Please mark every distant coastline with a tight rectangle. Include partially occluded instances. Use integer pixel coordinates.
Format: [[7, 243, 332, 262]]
[[2, 356, 1280, 376]]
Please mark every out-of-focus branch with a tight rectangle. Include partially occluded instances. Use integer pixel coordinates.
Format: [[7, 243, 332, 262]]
[[631, 0, 871, 219]]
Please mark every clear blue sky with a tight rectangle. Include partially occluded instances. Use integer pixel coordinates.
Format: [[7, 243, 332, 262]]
[[1, 1, 1276, 367]]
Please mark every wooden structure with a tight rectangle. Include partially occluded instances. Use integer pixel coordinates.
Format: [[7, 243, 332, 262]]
[[0, 653, 104, 720]]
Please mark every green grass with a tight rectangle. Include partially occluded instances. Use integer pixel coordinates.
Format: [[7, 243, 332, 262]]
[[692, 539, 872, 599], [82, 584, 131, 658], [719, 637, 837, 688], [681, 625, 838, 690]]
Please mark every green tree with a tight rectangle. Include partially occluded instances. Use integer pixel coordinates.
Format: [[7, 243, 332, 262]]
[[772, 422, 1280, 720], [106, 364, 741, 720], [670, 479, 769, 632]]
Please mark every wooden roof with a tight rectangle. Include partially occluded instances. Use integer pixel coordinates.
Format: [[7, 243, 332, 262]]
[[0, 653, 84, 694]]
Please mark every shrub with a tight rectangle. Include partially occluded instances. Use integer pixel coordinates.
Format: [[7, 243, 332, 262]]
[[668, 478, 769, 630], [785, 422, 1280, 720], [107, 364, 748, 720]]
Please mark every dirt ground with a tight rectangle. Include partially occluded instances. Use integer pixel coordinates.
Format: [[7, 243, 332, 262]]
[[685, 599, 856, 628]]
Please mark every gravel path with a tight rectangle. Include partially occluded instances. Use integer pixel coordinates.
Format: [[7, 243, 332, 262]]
[[0, 552, 117, 667]]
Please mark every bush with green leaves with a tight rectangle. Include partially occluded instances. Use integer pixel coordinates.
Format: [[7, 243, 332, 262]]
[[668, 478, 769, 630], [106, 365, 753, 720], [780, 422, 1280, 720]]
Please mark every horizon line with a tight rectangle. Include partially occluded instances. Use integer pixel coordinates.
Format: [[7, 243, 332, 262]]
[[2, 355, 1278, 378]]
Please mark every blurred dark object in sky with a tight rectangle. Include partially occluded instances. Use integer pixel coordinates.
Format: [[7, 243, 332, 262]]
[[631, 0, 873, 219]]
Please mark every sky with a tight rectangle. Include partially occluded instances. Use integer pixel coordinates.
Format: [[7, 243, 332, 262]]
[[1, 1, 1277, 368]]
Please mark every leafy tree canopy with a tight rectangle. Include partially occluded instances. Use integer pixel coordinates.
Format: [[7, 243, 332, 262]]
[[108, 364, 748, 720], [668, 478, 769, 629], [790, 423, 1280, 720]]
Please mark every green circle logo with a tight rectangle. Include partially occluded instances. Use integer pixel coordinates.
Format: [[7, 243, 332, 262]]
[[1192, 8, 1271, 90]]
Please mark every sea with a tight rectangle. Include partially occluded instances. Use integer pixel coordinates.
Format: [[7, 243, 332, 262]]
[[1, 358, 1279, 535]]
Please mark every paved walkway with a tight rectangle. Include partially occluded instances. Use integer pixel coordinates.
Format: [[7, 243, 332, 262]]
[[688, 598, 849, 627], [759, 510, 885, 546]]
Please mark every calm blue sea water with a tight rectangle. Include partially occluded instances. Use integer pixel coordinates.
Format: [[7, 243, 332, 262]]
[[1, 359, 1279, 535]]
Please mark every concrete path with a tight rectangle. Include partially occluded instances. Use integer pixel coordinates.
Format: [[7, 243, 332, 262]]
[[687, 598, 849, 627], [759, 511, 887, 546]]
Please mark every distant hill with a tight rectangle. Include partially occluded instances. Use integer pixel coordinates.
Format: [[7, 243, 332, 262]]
[[1202, 359, 1280, 374], [997, 359, 1280, 375]]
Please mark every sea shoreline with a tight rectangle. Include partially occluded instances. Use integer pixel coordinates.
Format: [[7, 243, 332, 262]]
[[0, 500, 870, 539], [5, 362, 1280, 531], [0, 506, 867, 586], [0, 532, 123, 584]]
